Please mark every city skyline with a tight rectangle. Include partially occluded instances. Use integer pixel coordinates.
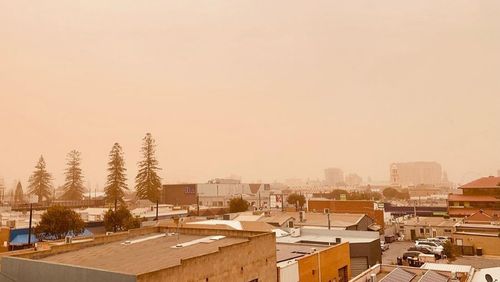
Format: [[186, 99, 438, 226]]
[[2, 1, 500, 188]]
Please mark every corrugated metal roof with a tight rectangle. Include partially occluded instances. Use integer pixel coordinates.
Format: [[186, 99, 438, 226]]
[[421, 263, 472, 273], [380, 267, 416, 282]]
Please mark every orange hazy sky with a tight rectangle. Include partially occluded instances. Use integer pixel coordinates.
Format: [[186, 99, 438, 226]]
[[1, 1, 499, 189]]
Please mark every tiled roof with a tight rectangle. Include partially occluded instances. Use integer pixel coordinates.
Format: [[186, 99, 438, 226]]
[[448, 194, 500, 202], [459, 176, 500, 189]]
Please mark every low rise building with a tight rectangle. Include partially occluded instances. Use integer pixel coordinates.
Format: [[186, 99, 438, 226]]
[[307, 199, 385, 230], [351, 263, 473, 282], [453, 210, 500, 256], [448, 176, 500, 217], [277, 242, 350, 282], [276, 227, 381, 277], [398, 216, 458, 241], [0, 225, 277, 282]]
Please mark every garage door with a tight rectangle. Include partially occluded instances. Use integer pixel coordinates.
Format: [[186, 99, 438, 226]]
[[350, 256, 368, 277]]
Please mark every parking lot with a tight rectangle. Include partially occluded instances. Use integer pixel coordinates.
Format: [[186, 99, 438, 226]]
[[381, 241, 414, 264], [381, 240, 500, 269]]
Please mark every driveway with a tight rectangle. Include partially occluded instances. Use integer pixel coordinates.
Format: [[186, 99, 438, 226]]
[[382, 241, 414, 264]]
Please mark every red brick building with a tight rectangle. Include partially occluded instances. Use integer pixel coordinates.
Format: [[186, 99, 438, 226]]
[[307, 199, 384, 230], [448, 176, 500, 217]]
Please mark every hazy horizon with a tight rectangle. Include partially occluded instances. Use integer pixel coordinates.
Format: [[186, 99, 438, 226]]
[[2, 1, 500, 189]]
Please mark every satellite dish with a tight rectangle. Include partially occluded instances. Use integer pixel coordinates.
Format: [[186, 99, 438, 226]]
[[485, 274, 493, 282]]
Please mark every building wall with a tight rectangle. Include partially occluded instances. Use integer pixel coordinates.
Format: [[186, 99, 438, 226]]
[[278, 261, 299, 282], [402, 225, 454, 240], [297, 242, 351, 282], [453, 234, 500, 256], [136, 232, 277, 282]]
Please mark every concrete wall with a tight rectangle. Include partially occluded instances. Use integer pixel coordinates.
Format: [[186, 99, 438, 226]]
[[136, 232, 277, 282], [1, 256, 136, 282], [403, 225, 454, 240], [297, 242, 351, 282]]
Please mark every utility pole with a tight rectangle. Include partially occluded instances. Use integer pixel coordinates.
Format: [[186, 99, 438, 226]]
[[28, 203, 33, 246], [196, 194, 200, 216], [327, 212, 331, 230], [155, 200, 159, 221]]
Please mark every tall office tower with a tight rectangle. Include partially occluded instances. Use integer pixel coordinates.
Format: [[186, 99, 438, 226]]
[[389, 161, 443, 186], [324, 168, 344, 186]]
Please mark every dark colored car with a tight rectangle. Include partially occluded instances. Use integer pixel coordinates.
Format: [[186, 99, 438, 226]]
[[402, 251, 422, 260]]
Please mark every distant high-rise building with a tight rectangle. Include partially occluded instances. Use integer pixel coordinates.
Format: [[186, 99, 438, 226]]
[[345, 173, 362, 187], [324, 168, 344, 186], [498, 169, 500, 177], [389, 161, 442, 186]]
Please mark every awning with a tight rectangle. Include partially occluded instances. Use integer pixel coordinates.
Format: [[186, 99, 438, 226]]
[[9, 234, 38, 246]]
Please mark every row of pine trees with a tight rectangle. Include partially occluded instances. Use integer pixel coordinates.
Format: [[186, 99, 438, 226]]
[[23, 133, 162, 208]]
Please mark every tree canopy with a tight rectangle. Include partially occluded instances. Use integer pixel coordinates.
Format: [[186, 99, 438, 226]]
[[61, 150, 85, 201], [27, 155, 53, 203], [382, 187, 410, 200], [104, 143, 128, 209], [287, 193, 306, 210], [14, 181, 24, 204], [135, 133, 162, 202], [104, 206, 141, 232], [35, 205, 85, 240], [229, 197, 249, 213]]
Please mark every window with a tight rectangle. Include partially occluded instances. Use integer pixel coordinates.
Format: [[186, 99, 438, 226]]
[[425, 228, 430, 234], [456, 239, 463, 246], [420, 228, 424, 234]]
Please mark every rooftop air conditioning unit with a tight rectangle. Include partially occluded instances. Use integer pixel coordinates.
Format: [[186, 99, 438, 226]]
[[105, 232, 114, 236], [290, 227, 301, 237], [64, 236, 73, 244]]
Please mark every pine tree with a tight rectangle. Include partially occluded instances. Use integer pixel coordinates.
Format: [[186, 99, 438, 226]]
[[14, 181, 24, 204], [27, 155, 53, 203], [104, 143, 128, 210], [135, 133, 162, 202], [61, 150, 85, 201]]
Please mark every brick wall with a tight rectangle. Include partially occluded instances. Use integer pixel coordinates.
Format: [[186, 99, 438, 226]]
[[308, 200, 385, 229]]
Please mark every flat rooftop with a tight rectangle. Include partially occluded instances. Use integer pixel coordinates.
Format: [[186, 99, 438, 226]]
[[39, 233, 247, 275], [276, 242, 328, 263]]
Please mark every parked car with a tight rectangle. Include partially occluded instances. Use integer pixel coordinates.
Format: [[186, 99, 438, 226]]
[[402, 251, 422, 260], [435, 236, 450, 243], [415, 240, 444, 255], [425, 238, 445, 245], [381, 241, 390, 251], [408, 246, 441, 259]]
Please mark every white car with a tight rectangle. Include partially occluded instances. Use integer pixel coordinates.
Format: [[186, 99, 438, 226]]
[[415, 241, 444, 255]]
